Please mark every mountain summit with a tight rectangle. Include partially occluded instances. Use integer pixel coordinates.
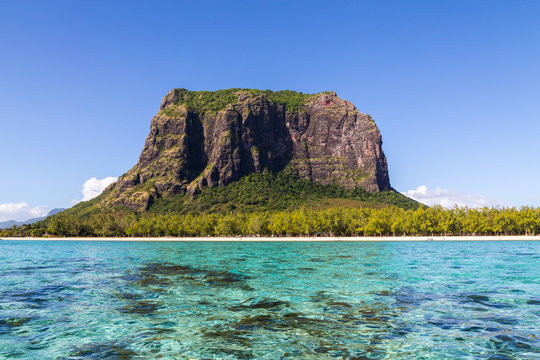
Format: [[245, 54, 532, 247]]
[[100, 89, 391, 211]]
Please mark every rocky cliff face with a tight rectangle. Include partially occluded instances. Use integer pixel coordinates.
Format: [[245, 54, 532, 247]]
[[101, 89, 390, 211]]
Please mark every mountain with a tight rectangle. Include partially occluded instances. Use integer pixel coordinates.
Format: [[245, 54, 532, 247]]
[[0, 208, 64, 229], [46, 208, 65, 217], [0, 89, 418, 237], [91, 88, 403, 212]]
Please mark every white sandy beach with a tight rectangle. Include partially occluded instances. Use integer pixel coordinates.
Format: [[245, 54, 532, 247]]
[[1, 236, 539, 241]]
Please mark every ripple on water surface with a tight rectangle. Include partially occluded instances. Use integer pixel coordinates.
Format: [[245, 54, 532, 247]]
[[0, 240, 539, 359]]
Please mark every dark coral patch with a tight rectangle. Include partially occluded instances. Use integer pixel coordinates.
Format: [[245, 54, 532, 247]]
[[229, 299, 289, 312], [68, 342, 138, 359], [118, 301, 162, 315]]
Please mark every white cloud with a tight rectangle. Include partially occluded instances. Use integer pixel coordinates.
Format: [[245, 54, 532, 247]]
[[0, 202, 50, 222], [81, 176, 118, 201], [0, 176, 118, 222], [402, 185, 504, 208]]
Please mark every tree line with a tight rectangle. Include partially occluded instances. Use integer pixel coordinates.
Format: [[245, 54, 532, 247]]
[[2, 205, 539, 237]]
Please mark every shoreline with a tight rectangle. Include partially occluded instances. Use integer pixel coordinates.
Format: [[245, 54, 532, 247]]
[[1, 236, 539, 242]]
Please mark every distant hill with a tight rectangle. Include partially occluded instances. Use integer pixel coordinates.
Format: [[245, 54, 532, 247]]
[[0, 208, 64, 229]]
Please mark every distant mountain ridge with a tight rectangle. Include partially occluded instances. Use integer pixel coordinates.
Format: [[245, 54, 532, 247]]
[[0, 208, 64, 229]]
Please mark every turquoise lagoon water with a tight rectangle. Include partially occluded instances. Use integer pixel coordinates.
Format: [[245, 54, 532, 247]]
[[0, 241, 539, 359]]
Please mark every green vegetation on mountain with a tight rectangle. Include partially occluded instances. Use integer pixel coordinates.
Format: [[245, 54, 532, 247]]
[[5, 171, 414, 226], [148, 172, 418, 214], [164, 88, 323, 115]]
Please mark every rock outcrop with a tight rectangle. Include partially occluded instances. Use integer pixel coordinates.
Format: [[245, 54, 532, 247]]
[[101, 89, 390, 211]]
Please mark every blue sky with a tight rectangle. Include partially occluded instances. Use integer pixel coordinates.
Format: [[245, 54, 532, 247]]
[[1, 1, 539, 220]]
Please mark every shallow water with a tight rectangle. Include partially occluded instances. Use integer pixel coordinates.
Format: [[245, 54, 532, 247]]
[[0, 240, 538, 359]]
